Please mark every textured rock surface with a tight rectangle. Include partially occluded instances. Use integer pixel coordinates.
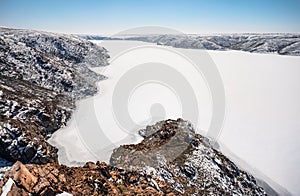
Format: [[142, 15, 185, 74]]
[[0, 27, 109, 98], [110, 119, 267, 195], [0, 161, 176, 195], [0, 27, 109, 164]]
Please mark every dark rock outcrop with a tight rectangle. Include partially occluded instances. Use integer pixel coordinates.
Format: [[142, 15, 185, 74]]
[[110, 119, 267, 195]]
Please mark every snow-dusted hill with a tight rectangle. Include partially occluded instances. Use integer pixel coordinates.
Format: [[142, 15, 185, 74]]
[[81, 33, 300, 56], [1, 27, 109, 98], [0, 27, 109, 165], [130, 34, 300, 55]]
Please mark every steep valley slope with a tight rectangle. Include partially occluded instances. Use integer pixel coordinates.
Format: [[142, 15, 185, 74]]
[[0, 27, 273, 195]]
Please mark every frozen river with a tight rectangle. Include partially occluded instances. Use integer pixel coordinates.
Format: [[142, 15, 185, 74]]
[[49, 40, 300, 195]]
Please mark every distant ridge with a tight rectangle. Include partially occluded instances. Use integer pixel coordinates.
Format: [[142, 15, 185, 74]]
[[80, 33, 300, 56]]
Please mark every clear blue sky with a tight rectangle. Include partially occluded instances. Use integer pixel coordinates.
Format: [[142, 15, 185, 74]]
[[0, 0, 299, 34]]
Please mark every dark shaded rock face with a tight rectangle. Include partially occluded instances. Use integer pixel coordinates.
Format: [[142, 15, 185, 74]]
[[0, 161, 176, 195], [0, 75, 72, 164], [110, 119, 267, 195], [0, 27, 109, 164]]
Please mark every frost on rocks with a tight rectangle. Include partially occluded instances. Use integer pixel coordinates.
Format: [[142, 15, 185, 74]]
[[0, 27, 109, 99], [84, 33, 300, 56], [0, 27, 109, 164], [110, 119, 267, 195]]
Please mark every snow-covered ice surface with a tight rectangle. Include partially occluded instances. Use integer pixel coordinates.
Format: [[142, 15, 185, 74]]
[[207, 50, 300, 195], [49, 40, 300, 195], [49, 40, 212, 164]]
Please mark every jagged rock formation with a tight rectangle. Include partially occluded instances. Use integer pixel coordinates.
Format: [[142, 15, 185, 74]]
[[0, 27, 109, 164], [0, 161, 176, 195], [110, 119, 266, 195]]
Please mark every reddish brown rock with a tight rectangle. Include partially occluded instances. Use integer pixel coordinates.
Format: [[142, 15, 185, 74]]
[[6, 161, 38, 192], [7, 183, 29, 196], [0, 161, 176, 195]]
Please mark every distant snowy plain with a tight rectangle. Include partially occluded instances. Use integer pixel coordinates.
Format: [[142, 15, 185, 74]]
[[49, 40, 300, 195]]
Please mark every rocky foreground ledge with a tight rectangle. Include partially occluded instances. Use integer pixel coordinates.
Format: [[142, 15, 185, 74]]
[[110, 119, 266, 195], [0, 161, 175, 195], [0, 119, 267, 195]]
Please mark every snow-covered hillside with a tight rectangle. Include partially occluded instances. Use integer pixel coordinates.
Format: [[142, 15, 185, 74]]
[[81, 33, 300, 56], [131, 34, 300, 55], [1, 27, 109, 98], [0, 27, 109, 165]]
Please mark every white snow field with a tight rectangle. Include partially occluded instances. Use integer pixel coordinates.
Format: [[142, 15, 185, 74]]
[[48, 40, 300, 195]]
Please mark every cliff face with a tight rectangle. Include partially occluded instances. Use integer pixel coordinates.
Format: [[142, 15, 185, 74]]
[[0, 27, 109, 164]]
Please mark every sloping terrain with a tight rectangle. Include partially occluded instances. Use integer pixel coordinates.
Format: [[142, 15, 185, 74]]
[[110, 119, 266, 195], [0, 27, 109, 164], [0, 28, 269, 195]]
